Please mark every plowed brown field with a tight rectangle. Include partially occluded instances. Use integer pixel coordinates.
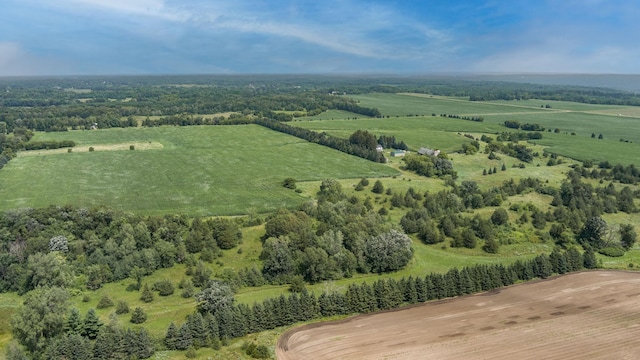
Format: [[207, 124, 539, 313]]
[[277, 271, 640, 360]]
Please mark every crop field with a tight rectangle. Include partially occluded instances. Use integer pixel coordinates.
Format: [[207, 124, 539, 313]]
[[349, 93, 551, 116], [294, 117, 498, 153], [0, 125, 398, 215], [277, 271, 640, 360], [300, 93, 640, 166]]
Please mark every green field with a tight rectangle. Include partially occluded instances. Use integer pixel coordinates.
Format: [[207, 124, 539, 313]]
[[350, 93, 550, 116], [295, 116, 497, 152], [0, 125, 398, 215], [297, 93, 640, 166]]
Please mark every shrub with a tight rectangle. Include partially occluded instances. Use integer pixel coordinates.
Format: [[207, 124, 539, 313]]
[[598, 247, 625, 257], [282, 177, 296, 189], [89, 147, 94, 152], [129, 145, 135, 150], [140, 284, 154, 303], [115, 300, 129, 314], [96, 295, 114, 309], [130, 307, 147, 324], [153, 279, 175, 296]]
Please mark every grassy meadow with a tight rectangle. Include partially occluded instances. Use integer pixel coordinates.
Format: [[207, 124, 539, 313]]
[[298, 93, 640, 166], [0, 125, 398, 215]]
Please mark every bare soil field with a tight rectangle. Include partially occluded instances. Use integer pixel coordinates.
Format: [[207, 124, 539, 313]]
[[277, 271, 640, 360]]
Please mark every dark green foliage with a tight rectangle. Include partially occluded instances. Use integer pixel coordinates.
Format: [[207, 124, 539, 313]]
[[212, 217, 242, 249], [402, 153, 456, 178], [282, 177, 297, 189], [372, 180, 384, 194], [461, 228, 477, 249], [140, 283, 154, 303], [11, 286, 69, 356], [192, 261, 212, 288], [187, 312, 209, 348], [180, 278, 196, 298], [255, 118, 385, 163], [81, 309, 102, 340], [115, 300, 130, 315], [130, 307, 147, 324], [96, 295, 114, 309], [164, 322, 179, 350], [153, 279, 175, 296], [482, 238, 499, 253], [578, 216, 607, 249], [45, 333, 92, 360], [64, 308, 83, 335], [490, 208, 509, 226], [583, 246, 598, 269], [619, 224, 637, 250], [349, 130, 378, 150]]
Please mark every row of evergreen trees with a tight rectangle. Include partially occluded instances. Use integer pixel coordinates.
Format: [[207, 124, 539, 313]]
[[169, 249, 592, 351]]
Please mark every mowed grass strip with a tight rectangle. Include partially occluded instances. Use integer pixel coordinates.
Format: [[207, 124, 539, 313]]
[[0, 125, 398, 215]]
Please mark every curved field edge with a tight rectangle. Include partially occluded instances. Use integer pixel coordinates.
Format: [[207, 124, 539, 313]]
[[276, 270, 640, 360]]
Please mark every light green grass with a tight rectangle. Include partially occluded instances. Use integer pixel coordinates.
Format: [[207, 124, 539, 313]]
[[0, 125, 398, 215], [299, 109, 368, 120], [295, 116, 499, 153], [350, 93, 550, 117]]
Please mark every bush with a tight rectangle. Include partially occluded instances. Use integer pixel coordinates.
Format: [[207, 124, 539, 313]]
[[140, 284, 154, 303], [89, 147, 94, 152], [598, 247, 625, 257], [282, 177, 296, 189], [96, 295, 114, 309], [153, 279, 175, 296], [115, 300, 130, 314], [129, 145, 135, 150], [130, 307, 147, 324]]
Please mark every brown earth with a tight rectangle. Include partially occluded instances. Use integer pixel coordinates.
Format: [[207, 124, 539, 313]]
[[277, 271, 640, 360]]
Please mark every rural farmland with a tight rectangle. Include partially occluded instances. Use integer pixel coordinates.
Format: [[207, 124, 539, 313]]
[[278, 271, 640, 360]]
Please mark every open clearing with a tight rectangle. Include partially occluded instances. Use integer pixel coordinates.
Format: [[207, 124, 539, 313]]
[[277, 271, 640, 360]]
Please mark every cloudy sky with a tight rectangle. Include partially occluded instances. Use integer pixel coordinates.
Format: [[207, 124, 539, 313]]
[[1, 0, 638, 76]]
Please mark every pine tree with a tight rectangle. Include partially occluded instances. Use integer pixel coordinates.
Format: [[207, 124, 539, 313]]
[[583, 246, 598, 269], [140, 284, 154, 303], [187, 312, 208, 348], [64, 308, 83, 335], [82, 308, 103, 339], [175, 323, 193, 350], [164, 322, 179, 350], [130, 307, 147, 324]]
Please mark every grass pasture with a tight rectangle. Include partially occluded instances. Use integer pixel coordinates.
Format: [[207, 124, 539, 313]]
[[333, 93, 640, 166], [0, 125, 398, 215], [350, 93, 550, 117], [295, 116, 499, 153]]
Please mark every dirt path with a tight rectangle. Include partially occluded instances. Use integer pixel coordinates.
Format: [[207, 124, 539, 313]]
[[277, 271, 640, 360]]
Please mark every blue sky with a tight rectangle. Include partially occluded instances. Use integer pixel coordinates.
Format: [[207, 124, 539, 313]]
[[1, 0, 638, 76]]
